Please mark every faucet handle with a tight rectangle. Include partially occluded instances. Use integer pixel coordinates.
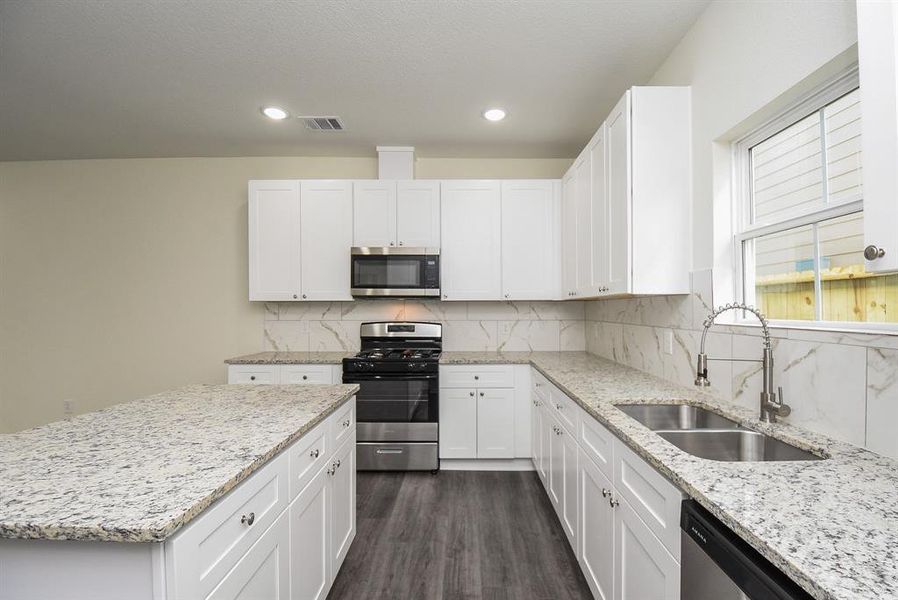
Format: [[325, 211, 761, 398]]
[[776, 386, 792, 418]]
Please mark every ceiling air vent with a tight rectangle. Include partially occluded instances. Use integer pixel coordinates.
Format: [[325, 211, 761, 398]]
[[299, 116, 345, 131]]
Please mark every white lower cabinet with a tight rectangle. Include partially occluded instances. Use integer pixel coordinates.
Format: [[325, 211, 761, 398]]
[[227, 364, 341, 385], [613, 496, 680, 600], [208, 511, 291, 600], [476, 388, 515, 458], [328, 438, 356, 575], [531, 369, 681, 600], [289, 467, 329, 600], [579, 451, 614, 600], [439, 388, 478, 458]]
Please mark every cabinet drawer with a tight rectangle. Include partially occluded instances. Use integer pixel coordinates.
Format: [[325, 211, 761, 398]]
[[330, 398, 356, 449], [549, 385, 580, 436], [580, 411, 614, 480], [531, 368, 550, 401], [280, 364, 334, 384], [167, 452, 289, 599], [288, 419, 329, 500], [228, 365, 280, 384], [613, 438, 683, 561], [440, 365, 515, 388]]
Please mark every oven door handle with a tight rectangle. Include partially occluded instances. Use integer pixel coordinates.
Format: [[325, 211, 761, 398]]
[[345, 374, 438, 381]]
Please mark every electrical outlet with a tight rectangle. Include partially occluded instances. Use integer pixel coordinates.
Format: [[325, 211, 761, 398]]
[[663, 330, 674, 355], [63, 399, 75, 420]]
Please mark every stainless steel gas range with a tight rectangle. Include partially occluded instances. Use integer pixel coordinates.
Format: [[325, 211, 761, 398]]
[[342, 322, 441, 471]]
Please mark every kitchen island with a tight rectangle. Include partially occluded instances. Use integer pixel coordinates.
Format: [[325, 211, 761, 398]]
[[0, 383, 358, 600]]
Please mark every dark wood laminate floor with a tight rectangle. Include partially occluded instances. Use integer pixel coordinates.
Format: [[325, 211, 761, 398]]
[[328, 471, 592, 600]]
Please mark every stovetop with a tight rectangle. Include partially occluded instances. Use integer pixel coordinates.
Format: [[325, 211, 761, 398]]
[[352, 348, 441, 361]]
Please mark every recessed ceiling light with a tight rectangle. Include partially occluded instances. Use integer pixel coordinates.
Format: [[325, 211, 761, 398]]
[[482, 108, 507, 122], [261, 106, 289, 120]]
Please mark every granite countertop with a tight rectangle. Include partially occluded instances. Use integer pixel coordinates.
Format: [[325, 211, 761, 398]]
[[225, 351, 352, 364], [498, 351, 896, 600], [0, 383, 358, 543]]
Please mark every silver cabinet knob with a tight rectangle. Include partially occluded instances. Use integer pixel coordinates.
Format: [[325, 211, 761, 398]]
[[469, 391, 475, 397], [399, 241, 404, 246], [479, 392, 485, 397], [310, 448, 319, 458], [602, 488, 611, 498], [336, 459, 342, 468], [443, 294, 448, 299], [505, 294, 509, 299], [240, 512, 255, 526], [302, 294, 307, 299], [293, 294, 298, 299], [343, 419, 351, 427], [474, 375, 479, 380], [302, 375, 308, 380], [250, 376, 256, 381], [609, 497, 619, 508], [864, 245, 886, 260], [390, 242, 395, 246]]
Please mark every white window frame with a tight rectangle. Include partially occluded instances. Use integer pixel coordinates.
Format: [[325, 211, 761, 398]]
[[731, 65, 897, 333]]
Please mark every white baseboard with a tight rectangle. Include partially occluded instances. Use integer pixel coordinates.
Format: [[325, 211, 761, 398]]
[[440, 458, 535, 471]]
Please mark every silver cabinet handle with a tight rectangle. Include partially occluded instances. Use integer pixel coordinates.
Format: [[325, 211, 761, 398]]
[[302, 375, 308, 380], [399, 241, 404, 246], [327, 466, 335, 476], [302, 294, 307, 299], [469, 391, 475, 397], [479, 392, 485, 397], [343, 419, 351, 427], [250, 376, 256, 381], [390, 242, 395, 246], [310, 448, 320, 459], [864, 244, 886, 260], [504, 294, 509, 298], [376, 448, 404, 454], [443, 294, 448, 299], [555, 403, 562, 410], [474, 375, 479, 380], [240, 512, 255, 526], [293, 294, 298, 299], [336, 459, 342, 468], [609, 497, 619, 508]]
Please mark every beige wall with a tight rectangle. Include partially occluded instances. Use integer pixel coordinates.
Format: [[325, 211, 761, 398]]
[[0, 156, 571, 432]]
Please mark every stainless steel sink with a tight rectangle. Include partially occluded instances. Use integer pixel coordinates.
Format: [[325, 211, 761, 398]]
[[616, 403, 741, 430], [656, 429, 823, 462]]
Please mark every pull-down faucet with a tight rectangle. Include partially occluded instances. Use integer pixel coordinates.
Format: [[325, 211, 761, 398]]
[[695, 303, 791, 423]]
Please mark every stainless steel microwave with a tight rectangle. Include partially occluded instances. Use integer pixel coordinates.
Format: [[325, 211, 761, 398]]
[[350, 247, 440, 298]]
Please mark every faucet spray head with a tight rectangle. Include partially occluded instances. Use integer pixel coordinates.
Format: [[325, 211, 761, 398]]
[[695, 353, 710, 387]]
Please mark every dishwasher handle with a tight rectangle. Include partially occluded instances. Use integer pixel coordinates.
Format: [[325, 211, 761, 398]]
[[681, 500, 813, 600]]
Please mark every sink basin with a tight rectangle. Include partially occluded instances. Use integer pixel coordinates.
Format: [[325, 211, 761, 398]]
[[657, 429, 823, 462], [617, 403, 741, 430]]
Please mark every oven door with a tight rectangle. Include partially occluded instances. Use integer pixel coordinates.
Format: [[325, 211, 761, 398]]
[[350, 247, 440, 297], [345, 373, 439, 442]]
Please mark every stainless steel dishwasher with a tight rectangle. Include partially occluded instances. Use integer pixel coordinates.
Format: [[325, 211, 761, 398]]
[[681, 500, 814, 600]]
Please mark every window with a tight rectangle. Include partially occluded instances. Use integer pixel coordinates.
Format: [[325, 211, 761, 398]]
[[736, 70, 897, 326]]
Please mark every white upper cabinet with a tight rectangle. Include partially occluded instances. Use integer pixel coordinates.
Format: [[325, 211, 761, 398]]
[[500, 180, 560, 300], [352, 180, 397, 247], [562, 86, 691, 299], [300, 180, 353, 301], [396, 180, 440, 247], [440, 180, 502, 300], [352, 180, 440, 248], [858, 1, 898, 273], [561, 172, 578, 298], [248, 181, 302, 301]]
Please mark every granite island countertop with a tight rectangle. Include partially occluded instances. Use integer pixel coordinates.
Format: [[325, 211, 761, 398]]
[[0, 383, 358, 543]]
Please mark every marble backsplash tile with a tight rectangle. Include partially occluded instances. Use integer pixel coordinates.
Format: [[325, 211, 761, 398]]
[[262, 299, 586, 353], [583, 269, 898, 457]]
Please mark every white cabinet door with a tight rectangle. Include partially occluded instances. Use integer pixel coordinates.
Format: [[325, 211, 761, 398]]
[[439, 388, 477, 458], [300, 181, 353, 301], [328, 438, 356, 579], [476, 388, 515, 458], [500, 180, 559, 300], [352, 180, 397, 247], [248, 180, 302, 301], [289, 466, 330, 600], [396, 180, 440, 247], [858, 0, 898, 273], [440, 180, 501, 300], [589, 125, 610, 294], [547, 412, 563, 512], [560, 425, 579, 553], [613, 496, 680, 600], [574, 154, 593, 297], [606, 92, 632, 295], [207, 512, 290, 600], [561, 170, 578, 299], [580, 452, 615, 600]]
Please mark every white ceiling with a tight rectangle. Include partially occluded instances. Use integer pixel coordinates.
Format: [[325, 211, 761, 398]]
[[0, 0, 709, 161]]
